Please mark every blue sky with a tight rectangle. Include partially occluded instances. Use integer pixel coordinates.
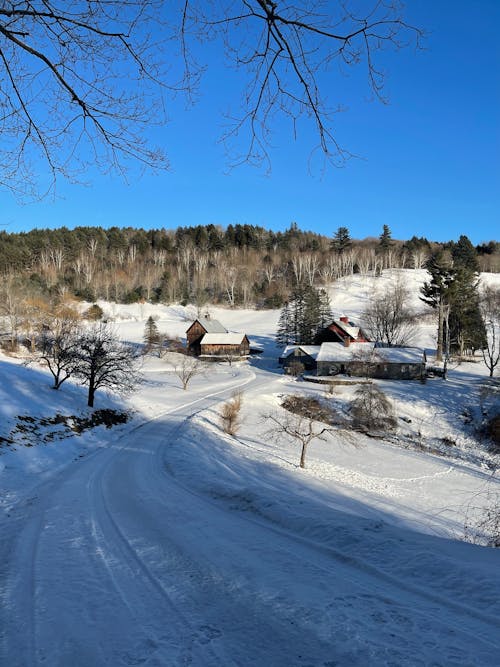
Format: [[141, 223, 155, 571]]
[[1, 1, 499, 245]]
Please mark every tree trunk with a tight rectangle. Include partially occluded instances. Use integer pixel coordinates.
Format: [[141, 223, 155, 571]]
[[436, 300, 444, 362], [300, 442, 308, 468]]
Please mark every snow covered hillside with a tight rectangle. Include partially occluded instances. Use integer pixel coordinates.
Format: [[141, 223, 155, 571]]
[[1, 269, 499, 666]]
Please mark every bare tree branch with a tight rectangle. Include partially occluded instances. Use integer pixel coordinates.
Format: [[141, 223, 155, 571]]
[[0, 1, 423, 198]]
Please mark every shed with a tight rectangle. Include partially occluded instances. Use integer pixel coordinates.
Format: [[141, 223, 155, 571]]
[[279, 345, 321, 372], [186, 317, 227, 355], [199, 333, 250, 359], [316, 342, 426, 380]]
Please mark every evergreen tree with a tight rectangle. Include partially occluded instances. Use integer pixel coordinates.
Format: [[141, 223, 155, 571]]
[[421, 243, 486, 360], [378, 225, 393, 252], [276, 302, 292, 346], [420, 251, 455, 362], [451, 235, 480, 273], [276, 285, 332, 346], [448, 236, 485, 356], [331, 227, 351, 254], [144, 315, 161, 353]]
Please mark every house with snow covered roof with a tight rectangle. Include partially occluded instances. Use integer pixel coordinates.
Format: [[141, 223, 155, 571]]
[[316, 315, 370, 345], [316, 342, 426, 380]]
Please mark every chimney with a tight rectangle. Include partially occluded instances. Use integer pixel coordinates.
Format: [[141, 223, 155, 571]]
[[344, 337, 351, 347], [340, 315, 349, 324]]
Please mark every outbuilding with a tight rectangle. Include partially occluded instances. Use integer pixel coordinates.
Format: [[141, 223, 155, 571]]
[[279, 345, 321, 373], [316, 342, 426, 380], [186, 316, 227, 355], [199, 332, 250, 360]]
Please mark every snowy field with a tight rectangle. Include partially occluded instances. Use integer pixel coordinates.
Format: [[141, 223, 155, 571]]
[[1, 269, 499, 666]]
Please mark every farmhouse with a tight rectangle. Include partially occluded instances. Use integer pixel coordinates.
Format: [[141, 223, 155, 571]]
[[186, 316, 227, 355], [316, 342, 426, 380], [316, 315, 370, 345], [199, 333, 250, 360], [279, 345, 321, 373]]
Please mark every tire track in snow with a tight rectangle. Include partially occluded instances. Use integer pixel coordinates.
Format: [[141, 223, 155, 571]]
[[87, 441, 226, 666], [154, 411, 500, 655]]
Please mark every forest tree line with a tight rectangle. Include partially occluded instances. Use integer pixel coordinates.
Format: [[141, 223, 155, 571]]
[[0, 223, 498, 310]]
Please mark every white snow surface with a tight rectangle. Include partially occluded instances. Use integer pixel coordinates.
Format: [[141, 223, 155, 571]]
[[1, 269, 500, 666], [201, 332, 247, 345], [317, 342, 425, 363]]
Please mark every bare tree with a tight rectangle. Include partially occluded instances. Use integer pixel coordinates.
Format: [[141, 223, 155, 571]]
[[480, 286, 500, 378], [263, 395, 334, 468], [0, 277, 23, 351], [464, 485, 500, 548], [74, 323, 141, 407], [166, 352, 206, 390], [0, 2, 422, 198], [181, 2, 423, 171], [220, 391, 244, 436], [28, 308, 81, 389], [362, 282, 416, 346], [0, 1, 171, 199]]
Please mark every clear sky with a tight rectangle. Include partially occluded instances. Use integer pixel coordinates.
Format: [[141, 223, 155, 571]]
[[1, 1, 499, 245]]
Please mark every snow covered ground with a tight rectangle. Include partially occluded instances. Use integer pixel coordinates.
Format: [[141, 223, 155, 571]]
[[1, 270, 499, 666]]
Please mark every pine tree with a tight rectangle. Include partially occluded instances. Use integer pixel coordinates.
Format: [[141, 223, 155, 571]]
[[144, 315, 161, 353], [421, 242, 486, 360], [448, 236, 485, 356], [276, 302, 292, 346], [331, 226, 351, 254], [276, 285, 332, 346], [420, 251, 455, 362], [451, 235, 480, 273], [378, 225, 393, 252]]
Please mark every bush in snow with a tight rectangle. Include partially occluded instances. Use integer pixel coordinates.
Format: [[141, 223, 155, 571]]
[[464, 488, 500, 548], [84, 303, 104, 321], [220, 391, 244, 436], [350, 384, 396, 433]]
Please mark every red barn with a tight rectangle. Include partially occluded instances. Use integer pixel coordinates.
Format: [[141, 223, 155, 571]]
[[316, 316, 370, 346]]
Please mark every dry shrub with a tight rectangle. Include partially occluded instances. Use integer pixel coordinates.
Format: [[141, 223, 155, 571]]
[[220, 391, 243, 436], [286, 360, 305, 376], [464, 489, 500, 548], [281, 395, 333, 423], [351, 384, 396, 432]]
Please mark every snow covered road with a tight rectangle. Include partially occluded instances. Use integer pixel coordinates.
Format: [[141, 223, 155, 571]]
[[2, 373, 500, 667]]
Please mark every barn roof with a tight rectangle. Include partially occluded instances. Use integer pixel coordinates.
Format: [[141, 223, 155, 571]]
[[191, 317, 227, 334], [201, 333, 247, 345], [317, 342, 425, 364], [317, 342, 374, 362], [375, 346, 426, 363], [281, 345, 321, 360], [332, 319, 362, 340]]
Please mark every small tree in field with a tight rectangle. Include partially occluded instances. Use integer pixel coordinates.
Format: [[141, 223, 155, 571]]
[[31, 312, 81, 389], [74, 324, 141, 407], [351, 384, 396, 432], [143, 315, 161, 354], [263, 396, 334, 468], [220, 391, 244, 436], [166, 353, 206, 390]]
